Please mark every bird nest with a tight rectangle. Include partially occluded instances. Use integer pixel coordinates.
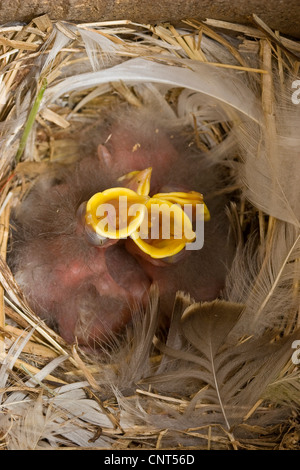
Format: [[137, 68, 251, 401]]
[[0, 15, 299, 450]]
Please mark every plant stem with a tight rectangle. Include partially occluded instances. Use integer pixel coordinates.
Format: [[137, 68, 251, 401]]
[[15, 77, 48, 163]]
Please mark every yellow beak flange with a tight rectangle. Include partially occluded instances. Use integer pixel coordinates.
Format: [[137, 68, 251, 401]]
[[130, 197, 196, 259], [153, 191, 210, 221], [85, 187, 148, 239], [117, 167, 152, 196], [84, 168, 210, 260]]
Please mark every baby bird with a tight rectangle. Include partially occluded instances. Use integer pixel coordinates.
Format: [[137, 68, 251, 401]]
[[8, 106, 234, 349]]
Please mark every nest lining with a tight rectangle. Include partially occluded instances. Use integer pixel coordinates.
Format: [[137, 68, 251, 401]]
[[0, 15, 299, 450]]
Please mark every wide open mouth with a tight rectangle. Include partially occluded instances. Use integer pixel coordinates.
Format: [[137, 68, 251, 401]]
[[85, 187, 148, 239]]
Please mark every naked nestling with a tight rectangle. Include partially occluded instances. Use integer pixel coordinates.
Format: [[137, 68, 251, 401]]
[[8, 106, 233, 348]]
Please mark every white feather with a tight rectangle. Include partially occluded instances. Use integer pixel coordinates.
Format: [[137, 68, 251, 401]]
[[79, 28, 120, 71], [236, 110, 300, 227], [43, 57, 262, 124], [41, 28, 72, 73]]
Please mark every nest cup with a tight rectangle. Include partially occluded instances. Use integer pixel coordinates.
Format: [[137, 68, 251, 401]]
[[0, 15, 299, 450]]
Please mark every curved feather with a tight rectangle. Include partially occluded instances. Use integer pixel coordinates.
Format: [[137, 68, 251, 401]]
[[43, 57, 262, 124], [149, 299, 299, 431]]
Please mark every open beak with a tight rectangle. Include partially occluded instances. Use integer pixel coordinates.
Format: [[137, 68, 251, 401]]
[[117, 167, 152, 196], [153, 190, 210, 221], [85, 187, 148, 240], [130, 197, 196, 259], [83, 168, 209, 260]]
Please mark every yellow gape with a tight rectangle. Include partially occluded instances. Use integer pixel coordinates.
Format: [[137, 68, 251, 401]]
[[152, 191, 210, 222], [84, 167, 210, 259], [131, 197, 196, 259], [85, 188, 148, 239]]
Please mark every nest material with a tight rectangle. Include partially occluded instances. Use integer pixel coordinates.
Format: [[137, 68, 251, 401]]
[[0, 15, 299, 450]]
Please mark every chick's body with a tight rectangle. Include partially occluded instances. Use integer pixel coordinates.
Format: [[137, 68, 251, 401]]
[[9, 107, 234, 348]]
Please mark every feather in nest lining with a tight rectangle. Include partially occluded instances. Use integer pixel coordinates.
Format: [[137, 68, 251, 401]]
[[224, 221, 300, 333], [137, 297, 299, 428], [235, 98, 300, 228], [0, 294, 298, 449], [1, 22, 263, 174], [42, 57, 262, 123], [0, 348, 116, 449], [0, 20, 299, 449]]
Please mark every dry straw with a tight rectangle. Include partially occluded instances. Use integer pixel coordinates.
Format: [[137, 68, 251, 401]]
[[0, 14, 299, 450]]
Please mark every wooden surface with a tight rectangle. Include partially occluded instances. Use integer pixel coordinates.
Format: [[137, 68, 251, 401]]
[[0, 0, 299, 38]]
